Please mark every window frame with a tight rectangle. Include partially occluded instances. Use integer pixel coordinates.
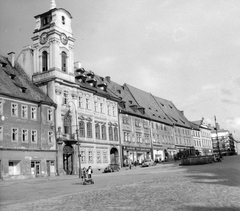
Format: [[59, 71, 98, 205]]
[[12, 128, 18, 142], [31, 106, 37, 120], [11, 103, 18, 117], [31, 130, 37, 143], [22, 129, 28, 142]]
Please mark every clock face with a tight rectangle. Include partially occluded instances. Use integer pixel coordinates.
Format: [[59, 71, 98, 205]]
[[60, 33, 68, 45], [40, 32, 48, 45]]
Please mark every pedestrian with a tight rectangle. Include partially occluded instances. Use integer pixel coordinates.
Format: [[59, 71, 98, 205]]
[[81, 167, 86, 181], [87, 166, 93, 179]]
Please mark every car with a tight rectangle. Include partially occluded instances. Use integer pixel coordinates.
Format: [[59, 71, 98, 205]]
[[141, 159, 155, 167], [103, 164, 120, 173]]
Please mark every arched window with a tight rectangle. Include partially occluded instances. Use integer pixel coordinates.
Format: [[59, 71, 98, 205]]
[[42, 51, 48, 72], [61, 51, 67, 72]]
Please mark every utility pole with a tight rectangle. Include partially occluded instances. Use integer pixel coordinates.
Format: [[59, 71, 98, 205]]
[[214, 116, 221, 158]]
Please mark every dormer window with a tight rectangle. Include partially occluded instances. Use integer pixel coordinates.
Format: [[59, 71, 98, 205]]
[[117, 90, 121, 94], [129, 100, 132, 104]]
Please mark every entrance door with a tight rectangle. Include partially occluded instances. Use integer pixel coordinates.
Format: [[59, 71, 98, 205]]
[[63, 145, 74, 175], [110, 148, 119, 164]]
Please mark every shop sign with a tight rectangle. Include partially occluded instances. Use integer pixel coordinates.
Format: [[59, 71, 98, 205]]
[[123, 146, 151, 152]]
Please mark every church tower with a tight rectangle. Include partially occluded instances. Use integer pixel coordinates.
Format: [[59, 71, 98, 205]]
[[31, 0, 75, 85]]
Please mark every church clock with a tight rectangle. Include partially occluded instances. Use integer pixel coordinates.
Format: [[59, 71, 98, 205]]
[[60, 33, 68, 45], [40, 32, 48, 45]]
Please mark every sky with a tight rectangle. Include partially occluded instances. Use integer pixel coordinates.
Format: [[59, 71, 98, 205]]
[[0, 0, 240, 141]]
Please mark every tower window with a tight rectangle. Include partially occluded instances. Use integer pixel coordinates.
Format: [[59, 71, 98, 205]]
[[42, 51, 48, 72], [62, 16, 65, 25], [61, 51, 67, 72]]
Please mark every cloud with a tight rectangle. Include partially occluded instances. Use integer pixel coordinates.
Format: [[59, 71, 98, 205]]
[[225, 117, 240, 130], [221, 99, 238, 105], [173, 28, 188, 41], [221, 89, 232, 95], [234, 77, 240, 87]]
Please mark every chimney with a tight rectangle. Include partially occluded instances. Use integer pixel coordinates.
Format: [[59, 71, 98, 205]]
[[105, 76, 111, 83], [74, 61, 82, 69], [180, 110, 184, 115], [8, 52, 15, 67]]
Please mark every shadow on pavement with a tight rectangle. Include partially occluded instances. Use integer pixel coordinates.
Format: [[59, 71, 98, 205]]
[[180, 155, 240, 187], [177, 205, 240, 211]]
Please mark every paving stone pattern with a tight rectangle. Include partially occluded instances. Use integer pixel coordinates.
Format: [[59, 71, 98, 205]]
[[1, 156, 240, 211]]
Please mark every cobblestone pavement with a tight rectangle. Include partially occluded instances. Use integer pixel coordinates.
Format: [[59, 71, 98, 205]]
[[1, 155, 240, 211]]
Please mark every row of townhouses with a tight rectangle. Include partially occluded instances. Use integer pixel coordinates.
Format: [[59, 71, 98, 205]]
[[0, 1, 234, 180]]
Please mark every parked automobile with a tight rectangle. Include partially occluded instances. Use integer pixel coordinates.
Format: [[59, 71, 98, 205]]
[[141, 159, 155, 167], [103, 164, 120, 173]]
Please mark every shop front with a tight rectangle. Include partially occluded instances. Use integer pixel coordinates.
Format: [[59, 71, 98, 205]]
[[122, 146, 152, 166]]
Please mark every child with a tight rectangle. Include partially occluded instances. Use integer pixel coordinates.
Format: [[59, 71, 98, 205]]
[[87, 166, 93, 179]]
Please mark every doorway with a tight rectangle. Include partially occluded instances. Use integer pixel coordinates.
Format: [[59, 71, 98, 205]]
[[110, 147, 119, 164], [63, 145, 74, 175]]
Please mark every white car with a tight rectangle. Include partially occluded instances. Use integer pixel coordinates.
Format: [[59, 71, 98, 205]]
[[142, 159, 155, 167]]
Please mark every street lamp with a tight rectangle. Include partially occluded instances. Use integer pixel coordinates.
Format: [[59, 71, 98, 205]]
[[56, 126, 63, 176], [68, 101, 82, 179]]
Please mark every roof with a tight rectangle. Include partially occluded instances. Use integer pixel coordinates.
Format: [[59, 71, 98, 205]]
[[74, 69, 121, 102], [126, 84, 172, 125], [0, 55, 56, 106]]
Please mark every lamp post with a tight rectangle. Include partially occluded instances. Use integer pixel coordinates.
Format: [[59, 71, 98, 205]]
[[68, 101, 82, 179], [214, 116, 221, 158], [56, 126, 63, 176]]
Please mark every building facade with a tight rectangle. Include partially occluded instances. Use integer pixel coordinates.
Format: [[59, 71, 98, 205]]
[[17, 2, 121, 174], [0, 54, 57, 179]]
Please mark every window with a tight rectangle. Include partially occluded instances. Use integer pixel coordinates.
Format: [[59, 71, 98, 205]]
[[42, 51, 48, 72], [124, 132, 130, 142], [103, 150, 108, 163], [0, 126, 3, 141], [114, 127, 118, 141], [31, 161, 41, 175], [107, 105, 111, 115], [81, 150, 86, 162], [78, 96, 83, 108], [97, 150, 102, 163], [31, 130, 37, 143], [11, 103, 18, 117], [136, 133, 141, 143], [88, 150, 93, 162], [48, 131, 54, 144], [135, 119, 140, 127], [79, 121, 85, 137], [94, 101, 98, 112], [145, 134, 150, 143], [113, 106, 116, 116], [95, 124, 100, 139], [22, 129, 28, 142], [101, 125, 106, 140], [109, 126, 113, 141], [9, 161, 21, 175], [62, 16, 65, 24], [100, 103, 104, 113], [86, 99, 90, 110], [63, 91, 69, 105], [31, 107, 37, 120], [21, 105, 28, 118], [87, 122, 92, 138], [12, 128, 18, 142], [61, 51, 67, 72], [123, 116, 129, 124], [47, 109, 53, 122]]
